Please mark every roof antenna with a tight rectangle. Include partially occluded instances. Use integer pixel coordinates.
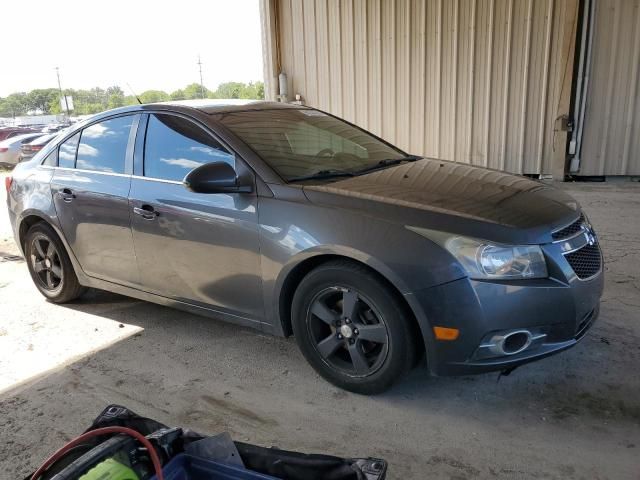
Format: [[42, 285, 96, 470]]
[[126, 82, 143, 104]]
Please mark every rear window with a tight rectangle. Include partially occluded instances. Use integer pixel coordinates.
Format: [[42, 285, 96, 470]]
[[76, 116, 134, 173], [58, 132, 80, 168], [42, 150, 57, 166]]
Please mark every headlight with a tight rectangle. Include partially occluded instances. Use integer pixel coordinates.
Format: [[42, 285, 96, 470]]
[[406, 226, 548, 280], [444, 236, 548, 279]]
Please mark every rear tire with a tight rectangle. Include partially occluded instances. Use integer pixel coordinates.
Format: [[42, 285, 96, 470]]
[[292, 260, 417, 394], [25, 222, 86, 303]]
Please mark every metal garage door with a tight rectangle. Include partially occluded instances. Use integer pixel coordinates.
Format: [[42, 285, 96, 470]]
[[574, 0, 640, 176], [262, 0, 580, 177]]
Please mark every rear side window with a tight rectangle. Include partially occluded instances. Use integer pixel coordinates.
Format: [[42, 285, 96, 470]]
[[144, 113, 234, 182], [42, 150, 57, 166], [58, 132, 80, 168], [76, 116, 134, 173]]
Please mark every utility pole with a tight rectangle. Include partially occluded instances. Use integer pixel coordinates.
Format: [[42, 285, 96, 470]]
[[55, 67, 70, 117], [197, 55, 205, 99]]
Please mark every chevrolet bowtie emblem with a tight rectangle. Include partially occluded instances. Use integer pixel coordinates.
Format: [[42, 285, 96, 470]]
[[585, 229, 596, 246]]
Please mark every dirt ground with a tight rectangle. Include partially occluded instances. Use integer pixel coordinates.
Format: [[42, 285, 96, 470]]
[[1, 171, 639, 479]]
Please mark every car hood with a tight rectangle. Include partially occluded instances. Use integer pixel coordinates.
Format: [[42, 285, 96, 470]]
[[301, 158, 581, 243]]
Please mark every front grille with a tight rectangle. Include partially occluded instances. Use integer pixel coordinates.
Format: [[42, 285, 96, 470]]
[[552, 214, 585, 240], [565, 243, 602, 279]]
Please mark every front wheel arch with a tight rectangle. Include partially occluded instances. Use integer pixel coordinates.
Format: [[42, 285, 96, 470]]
[[279, 254, 425, 362]]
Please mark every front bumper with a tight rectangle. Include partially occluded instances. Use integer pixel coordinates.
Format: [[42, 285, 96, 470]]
[[411, 266, 604, 376]]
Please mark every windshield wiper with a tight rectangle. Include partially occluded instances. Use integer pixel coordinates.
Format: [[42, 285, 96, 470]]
[[288, 169, 355, 183], [353, 155, 422, 175]]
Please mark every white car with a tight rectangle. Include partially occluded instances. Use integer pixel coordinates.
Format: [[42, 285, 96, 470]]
[[0, 133, 46, 166]]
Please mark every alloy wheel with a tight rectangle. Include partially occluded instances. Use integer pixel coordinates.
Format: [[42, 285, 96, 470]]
[[30, 234, 63, 291], [307, 287, 389, 377]]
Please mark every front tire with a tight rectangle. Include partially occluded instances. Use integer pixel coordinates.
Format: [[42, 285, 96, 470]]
[[291, 260, 417, 394], [25, 222, 86, 303]]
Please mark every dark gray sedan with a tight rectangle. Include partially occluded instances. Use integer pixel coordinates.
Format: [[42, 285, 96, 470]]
[[5, 100, 603, 393]]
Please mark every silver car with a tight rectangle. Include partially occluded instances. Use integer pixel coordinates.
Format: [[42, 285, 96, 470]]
[[18, 133, 58, 163], [0, 133, 47, 166]]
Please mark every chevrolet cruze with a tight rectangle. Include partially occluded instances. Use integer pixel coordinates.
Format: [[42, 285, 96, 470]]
[[5, 100, 604, 393]]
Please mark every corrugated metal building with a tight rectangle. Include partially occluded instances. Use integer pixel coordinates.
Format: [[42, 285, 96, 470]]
[[260, 0, 640, 179]]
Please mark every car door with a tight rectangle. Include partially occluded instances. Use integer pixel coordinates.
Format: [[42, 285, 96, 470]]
[[128, 113, 264, 324], [51, 114, 140, 286]]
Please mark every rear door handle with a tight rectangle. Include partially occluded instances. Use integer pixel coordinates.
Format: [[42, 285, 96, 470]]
[[133, 205, 159, 220], [57, 188, 76, 202]]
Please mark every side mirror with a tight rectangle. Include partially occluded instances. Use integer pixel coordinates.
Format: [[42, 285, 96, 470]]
[[183, 162, 252, 194]]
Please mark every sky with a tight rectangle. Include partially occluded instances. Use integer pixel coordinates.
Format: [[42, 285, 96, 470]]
[[0, 0, 264, 97]]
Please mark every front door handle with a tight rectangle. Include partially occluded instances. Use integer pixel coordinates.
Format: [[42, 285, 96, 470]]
[[133, 205, 159, 220], [57, 188, 76, 203]]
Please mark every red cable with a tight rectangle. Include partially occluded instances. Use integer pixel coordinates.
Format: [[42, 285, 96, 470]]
[[31, 426, 164, 480]]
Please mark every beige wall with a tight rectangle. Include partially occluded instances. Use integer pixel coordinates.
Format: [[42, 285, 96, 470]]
[[261, 0, 579, 176], [577, 0, 640, 176]]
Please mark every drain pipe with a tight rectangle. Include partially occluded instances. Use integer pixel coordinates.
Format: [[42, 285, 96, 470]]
[[278, 71, 288, 103], [570, 0, 595, 173]]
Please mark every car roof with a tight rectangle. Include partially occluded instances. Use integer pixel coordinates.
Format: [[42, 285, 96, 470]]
[[157, 99, 306, 114], [86, 99, 305, 120], [62, 99, 308, 135], [29, 133, 57, 144], [0, 132, 43, 146]]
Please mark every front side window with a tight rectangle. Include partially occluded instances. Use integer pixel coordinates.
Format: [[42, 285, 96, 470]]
[[144, 114, 234, 182], [217, 108, 405, 181], [76, 116, 134, 173], [58, 132, 80, 168]]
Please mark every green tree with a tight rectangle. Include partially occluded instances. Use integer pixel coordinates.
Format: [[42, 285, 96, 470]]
[[254, 81, 265, 99], [48, 97, 62, 114], [106, 86, 125, 109], [139, 90, 170, 103], [211, 81, 264, 100], [1, 93, 29, 117], [27, 88, 60, 114], [0, 81, 264, 118], [213, 82, 244, 99], [123, 95, 141, 106], [183, 83, 209, 99], [170, 89, 186, 100]]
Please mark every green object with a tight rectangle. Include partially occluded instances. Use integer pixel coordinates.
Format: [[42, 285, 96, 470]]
[[79, 458, 140, 480]]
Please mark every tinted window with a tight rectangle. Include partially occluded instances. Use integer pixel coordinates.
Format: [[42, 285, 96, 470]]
[[144, 114, 234, 182], [58, 132, 80, 168], [218, 109, 404, 181], [76, 116, 134, 173]]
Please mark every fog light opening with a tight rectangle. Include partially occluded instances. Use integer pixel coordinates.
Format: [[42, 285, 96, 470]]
[[501, 331, 532, 355]]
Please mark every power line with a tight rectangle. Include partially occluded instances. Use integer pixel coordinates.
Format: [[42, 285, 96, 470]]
[[197, 55, 205, 99]]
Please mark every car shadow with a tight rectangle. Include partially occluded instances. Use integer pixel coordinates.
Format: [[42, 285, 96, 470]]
[[53, 288, 640, 428]]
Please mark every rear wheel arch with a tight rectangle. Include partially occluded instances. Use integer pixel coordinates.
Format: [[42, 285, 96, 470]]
[[18, 214, 48, 251], [18, 215, 81, 276], [278, 255, 425, 362], [23, 221, 86, 302]]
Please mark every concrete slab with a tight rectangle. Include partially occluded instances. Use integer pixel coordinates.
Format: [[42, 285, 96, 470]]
[[1, 171, 639, 479]]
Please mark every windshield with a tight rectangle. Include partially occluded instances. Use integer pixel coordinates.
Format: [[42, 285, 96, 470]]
[[218, 108, 406, 181]]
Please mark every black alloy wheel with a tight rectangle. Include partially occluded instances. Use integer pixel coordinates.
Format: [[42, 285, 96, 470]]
[[292, 260, 417, 394], [25, 222, 86, 303], [30, 233, 63, 292], [307, 287, 389, 377]]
